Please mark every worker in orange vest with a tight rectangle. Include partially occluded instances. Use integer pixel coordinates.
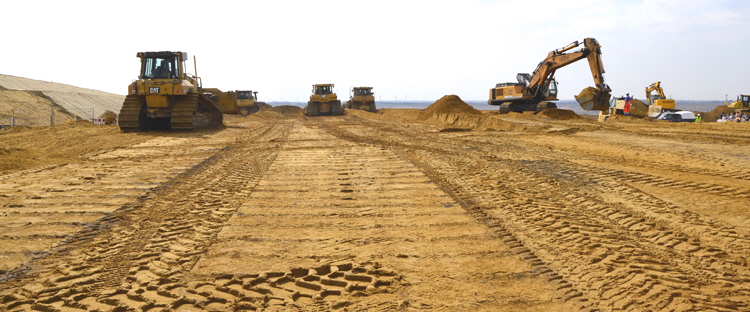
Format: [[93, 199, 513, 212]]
[[623, 93, 632, 116]]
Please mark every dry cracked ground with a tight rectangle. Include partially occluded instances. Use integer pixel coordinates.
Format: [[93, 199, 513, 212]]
[[2, 111, 750, 312]]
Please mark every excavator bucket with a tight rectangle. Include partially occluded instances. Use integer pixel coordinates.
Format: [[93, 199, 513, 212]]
[[575, 87, 611, 111]]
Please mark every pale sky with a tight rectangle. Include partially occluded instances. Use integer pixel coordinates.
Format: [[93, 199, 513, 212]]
[[2, 0, 748, 103]]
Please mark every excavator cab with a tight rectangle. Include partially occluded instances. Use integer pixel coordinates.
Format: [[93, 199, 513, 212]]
[[541, 79, 558, 99]]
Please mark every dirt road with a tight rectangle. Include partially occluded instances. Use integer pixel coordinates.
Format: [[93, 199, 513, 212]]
[[2, 110, 750, 311]]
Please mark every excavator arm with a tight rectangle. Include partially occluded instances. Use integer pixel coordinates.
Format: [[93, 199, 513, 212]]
[[525, 38, 611, 110], [526, 39, 605, 92], [645, 81, 666, 105]]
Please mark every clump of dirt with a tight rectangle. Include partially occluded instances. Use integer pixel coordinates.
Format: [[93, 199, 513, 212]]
[[537, 108, 580, 120], [700, 105, 735, 122], [418, 95, 482, 120]]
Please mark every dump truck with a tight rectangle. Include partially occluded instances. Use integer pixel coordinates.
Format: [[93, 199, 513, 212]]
[[346, 87, 377, 112], [645, 81, 677, 117], [202, 89, 263, 115], [305, 84, 343, 116], [119, 51, 223, 132], [488, 37, 611, 114]]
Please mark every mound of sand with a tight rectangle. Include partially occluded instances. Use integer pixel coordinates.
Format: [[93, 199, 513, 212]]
[[267, 105, 303, 115], [537, 108, 580, 120], [418, 95, 482, 120], [250, 105, 304, 119], [700, 105, 735, 122]]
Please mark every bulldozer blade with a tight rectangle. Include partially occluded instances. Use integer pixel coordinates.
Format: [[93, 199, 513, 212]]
[[575, 87, 611, 111]]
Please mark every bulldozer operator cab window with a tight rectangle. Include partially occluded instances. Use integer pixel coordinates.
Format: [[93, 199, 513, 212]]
[[237, 91, 253, 99], [143, 57, 179, 79], [354, 89, 372, 96], [315, 86, 332, 94]]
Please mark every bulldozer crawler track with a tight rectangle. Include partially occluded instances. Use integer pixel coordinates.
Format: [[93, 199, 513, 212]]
[[118, 95, 146, 132], [170, 93, 223, 131]]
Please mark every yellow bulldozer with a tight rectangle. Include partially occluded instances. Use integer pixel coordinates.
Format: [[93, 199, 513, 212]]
[[202, 89, 265, 115], [345, 87, 377, 112], [645, 81, 677, 117], [726, 94, 750, 112], [305, 84, 344, 116], [119, 51, 223, 132], [488, 37, 611, 113]]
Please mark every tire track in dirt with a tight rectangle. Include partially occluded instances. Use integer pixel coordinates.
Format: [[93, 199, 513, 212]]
[[0, 121, 293, 311], [179, 118, 566, 311], [328, 115, 750, 311]]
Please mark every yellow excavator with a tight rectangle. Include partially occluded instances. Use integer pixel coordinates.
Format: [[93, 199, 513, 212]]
[[305, 84, 344, 116], [645, 81, 677, 117], [488, 37, 611, 113], [119, 51, 223, 132]]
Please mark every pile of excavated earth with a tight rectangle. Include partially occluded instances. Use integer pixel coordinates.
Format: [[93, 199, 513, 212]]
[[3, 76, 750, 312]]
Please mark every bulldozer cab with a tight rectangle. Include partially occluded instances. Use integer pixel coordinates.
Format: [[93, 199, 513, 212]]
[[314, 85, 333, 95], [138, 52, 186, 79], [353, 88, 373, 96], [237, 91, 255, 100], [738, 95, 750, 108]]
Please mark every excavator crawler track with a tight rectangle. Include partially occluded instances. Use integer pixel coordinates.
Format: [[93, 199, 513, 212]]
[[170, 93, 223, 131]]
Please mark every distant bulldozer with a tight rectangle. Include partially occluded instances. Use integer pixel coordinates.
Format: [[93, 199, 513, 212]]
[[305, 84, 343, 116], [119, 51, 223, 132], [202, 89, 267, 115], [345, 87, 377, 112]]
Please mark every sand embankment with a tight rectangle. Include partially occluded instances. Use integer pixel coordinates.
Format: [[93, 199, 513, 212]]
[[0, 74, 124, 125]]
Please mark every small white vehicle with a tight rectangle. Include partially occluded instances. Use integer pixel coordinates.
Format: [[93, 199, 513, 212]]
[[657, 111, 696, 122]]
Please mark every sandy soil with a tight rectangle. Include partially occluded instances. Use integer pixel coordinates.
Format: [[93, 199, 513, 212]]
[[2, 101, 750, 311]]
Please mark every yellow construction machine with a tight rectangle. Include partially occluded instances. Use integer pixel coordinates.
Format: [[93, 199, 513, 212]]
[[305, 84, 343, 116], [202, 89, 263, 115], [119, 51, 223, 132], [726, 94, 750, 112], [346, 87, 377, 112], [645, 81, 677, 117], [488, 37, 611, 113]]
